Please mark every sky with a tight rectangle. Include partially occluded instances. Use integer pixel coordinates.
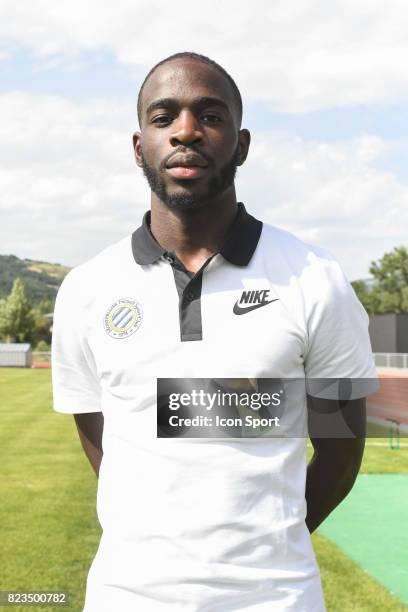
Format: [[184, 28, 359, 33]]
[[1, 1, 407, 281]]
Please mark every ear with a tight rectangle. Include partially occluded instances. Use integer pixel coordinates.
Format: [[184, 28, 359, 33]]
[[133, 132, 143, 168], [236, 128, 251, 166]]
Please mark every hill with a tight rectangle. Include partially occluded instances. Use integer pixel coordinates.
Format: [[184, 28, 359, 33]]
[[0, 255, 71, 306]]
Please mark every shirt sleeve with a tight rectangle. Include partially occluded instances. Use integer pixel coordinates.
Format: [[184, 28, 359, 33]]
[[304, 253, 379, 400], [51, 270, 102, 414]]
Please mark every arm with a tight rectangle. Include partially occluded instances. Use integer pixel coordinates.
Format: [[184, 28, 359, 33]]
[[74, 412, 104, 477], [305, 396, 366, 533]]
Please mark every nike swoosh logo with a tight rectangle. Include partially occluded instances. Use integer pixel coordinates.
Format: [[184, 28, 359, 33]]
[[233, 299, 279, 315]]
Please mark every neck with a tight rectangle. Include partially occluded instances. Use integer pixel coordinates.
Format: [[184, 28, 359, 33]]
[[149, 189, 239, 272]]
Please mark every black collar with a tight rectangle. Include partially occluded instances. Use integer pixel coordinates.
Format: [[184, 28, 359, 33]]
[[131, 202, 262, 267]]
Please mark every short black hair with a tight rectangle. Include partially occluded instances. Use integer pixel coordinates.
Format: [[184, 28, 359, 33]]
[[137, 51, 243, 126]]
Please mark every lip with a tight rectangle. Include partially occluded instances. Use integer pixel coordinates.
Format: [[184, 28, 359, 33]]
[[166, 152, 209, 169], [166, 166, 206, 179]]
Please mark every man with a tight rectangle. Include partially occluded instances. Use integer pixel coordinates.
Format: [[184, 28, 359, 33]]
[[52, 52, 378, 611]]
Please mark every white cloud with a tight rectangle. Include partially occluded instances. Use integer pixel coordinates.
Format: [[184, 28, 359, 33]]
[[0, 92, 150, 265], [1, 0, 408, 112], [0, 92, 407, 280], [237, 133, 408, 278]]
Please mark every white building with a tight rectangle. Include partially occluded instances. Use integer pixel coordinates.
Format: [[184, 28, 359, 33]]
[[0, 343, 32, 367]]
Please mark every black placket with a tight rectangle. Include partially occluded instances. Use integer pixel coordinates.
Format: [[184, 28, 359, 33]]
[[163, 252, 215, 342]]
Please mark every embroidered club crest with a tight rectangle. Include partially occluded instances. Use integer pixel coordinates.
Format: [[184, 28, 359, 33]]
[[104, 298, 142, 339]]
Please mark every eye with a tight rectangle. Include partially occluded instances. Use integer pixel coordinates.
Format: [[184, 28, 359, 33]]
[[152, 115, 173, 126], [201, 114, 222, 123]]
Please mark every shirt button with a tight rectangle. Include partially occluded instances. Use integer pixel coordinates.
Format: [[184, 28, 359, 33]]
[[185, 290, 195, 301], [164, 253, 174, 264]]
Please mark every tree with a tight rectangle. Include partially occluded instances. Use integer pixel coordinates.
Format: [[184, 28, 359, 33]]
[[0, 278, 34, 343], [352, 246, 408, 314], [31, 304, 53, 347], [37, 297, 54, 316], [0, 298, 7, 339]]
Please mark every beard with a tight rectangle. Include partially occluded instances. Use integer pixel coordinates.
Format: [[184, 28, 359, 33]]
[[141, 147, 239, 212]]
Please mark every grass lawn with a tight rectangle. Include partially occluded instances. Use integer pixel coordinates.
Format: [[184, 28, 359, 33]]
[[0, 368, 100, 611], [307, 440, 408, 474], [0, 368, 407, 611]]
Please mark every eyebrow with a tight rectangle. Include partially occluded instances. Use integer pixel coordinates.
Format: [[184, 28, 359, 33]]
[[145, 96, 230, 116]]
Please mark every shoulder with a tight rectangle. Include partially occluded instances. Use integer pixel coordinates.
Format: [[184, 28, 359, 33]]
[[261, 222, 334, 265], [259, 222, 349, 296]]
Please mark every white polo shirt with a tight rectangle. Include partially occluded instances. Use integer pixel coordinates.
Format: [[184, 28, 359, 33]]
[[52, 203, 378, 612]]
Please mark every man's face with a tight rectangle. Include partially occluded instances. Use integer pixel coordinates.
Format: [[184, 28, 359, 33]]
[[133, 59, 250, 212]]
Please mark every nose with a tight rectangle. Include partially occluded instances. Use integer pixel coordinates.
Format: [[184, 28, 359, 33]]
[[170, 110, 203, 146]]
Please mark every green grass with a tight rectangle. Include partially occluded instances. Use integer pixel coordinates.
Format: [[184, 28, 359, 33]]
[[318, 475, 408, 607], [0, 369, 100, 611], [0, 368, 407, 611], [313, 533, 407, 611], [307, 439, 408, 473], [360, 443, 408, 473]]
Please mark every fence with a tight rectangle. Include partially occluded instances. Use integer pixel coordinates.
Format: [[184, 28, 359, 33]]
[[374, 353, 408, 369]]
